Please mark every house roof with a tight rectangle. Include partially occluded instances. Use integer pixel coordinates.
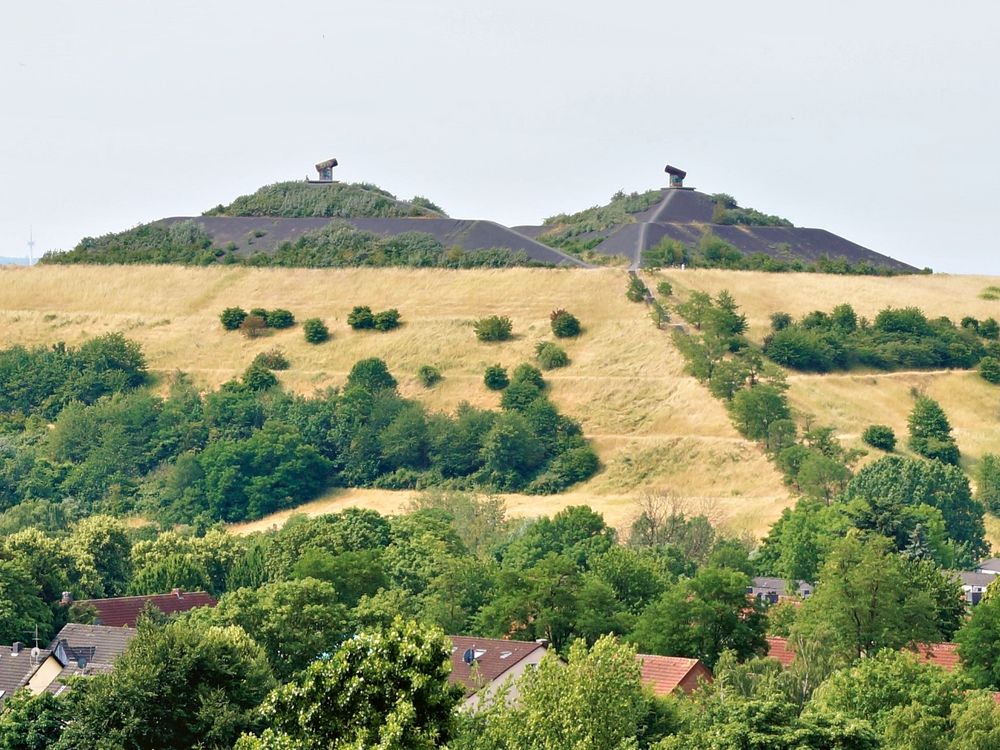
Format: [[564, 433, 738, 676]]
[[447, 636, 546, 697], [952, 570, 996, 588], [45, 624, 137, 695], [77, 590, 217, 627], [0, 645, 50, 705], [636, 654, 711, 696], [766, 636, 796, 668], [976, 557, 1000, 573], [915, 642, 960, 672], [750, 577, 813, 597]]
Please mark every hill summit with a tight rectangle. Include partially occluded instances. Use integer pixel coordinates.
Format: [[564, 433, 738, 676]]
[[43, 165, 916, 273]]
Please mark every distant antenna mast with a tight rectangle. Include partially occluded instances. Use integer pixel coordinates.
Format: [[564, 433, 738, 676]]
[[27, 227, 35, 265]]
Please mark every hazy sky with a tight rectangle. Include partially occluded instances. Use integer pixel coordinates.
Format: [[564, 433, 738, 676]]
[[2, 1, 999, 273]]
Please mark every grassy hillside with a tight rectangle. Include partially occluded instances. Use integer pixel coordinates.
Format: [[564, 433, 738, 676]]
[[648, 269, 1000, 476], [6, 265, 999, 540], [0, 265, 787, 535]]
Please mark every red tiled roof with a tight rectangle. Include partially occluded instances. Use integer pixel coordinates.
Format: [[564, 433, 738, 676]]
[[916, 642, 960, 671], [78, 590, 217, 628], [636, 654, 712, 696], [447, 636, 546, 697], [766, 636, 796, 668]]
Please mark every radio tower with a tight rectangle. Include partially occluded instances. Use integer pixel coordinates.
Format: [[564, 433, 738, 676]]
[[27, 227, 35, 265]]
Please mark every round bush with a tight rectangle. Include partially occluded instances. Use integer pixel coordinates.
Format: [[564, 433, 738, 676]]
[[484, 364, 509, 391], [473, 315, 513, 342], [346, 358, 397, 393], [656, 281, 673, 297], [500, 381, 542, 411], [250, 307, 269, 320], [373, 309, 401, 332], [511, 363, 544, 389], [239, 314, 268, 339], [242, 363, 278, 391], [252, 349, 290, 370], [550, 309, 581, 338], [303, 318, 330, 344], [980, 356, 1000, 384], [347, 306, 375, 330], [417, 365, 442, 388], [535, 341, 569, 370], [220, 307, 248, 331], [266, 308, 295, 329], [862, 424, 896, 452]]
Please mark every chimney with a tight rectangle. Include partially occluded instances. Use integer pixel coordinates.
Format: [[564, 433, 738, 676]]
[[11, 642, 22, 656], [535, 638, 549, 649], [61, 591, 73, 605]]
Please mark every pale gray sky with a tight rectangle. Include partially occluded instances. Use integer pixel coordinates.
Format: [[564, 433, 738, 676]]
[[2, 1, 998, 272]]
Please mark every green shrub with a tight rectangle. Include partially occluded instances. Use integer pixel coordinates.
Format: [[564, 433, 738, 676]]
[[220, 307, 248, 331], [535, 342, 569, 370], [511, 363, 544, 389], [252, 349, 290, 370], [550, 309, 581, 338], [242, 363, 278, 391], [656, 281, 673, 297], [417, 365, 442, 388], [862, 424, 896, 451], [347, 306, 375, 330], [484, 364, 509, 390], [979, 356, 1000, 384], [373, 309, 401, 331], [239, 315, 268, 339], [302, 318, 330, 344], [474, 315, 513, 342], [500, 381, 542, 410], [770, 312, 792, 331], [346, 358, 397, 393], [266, 308, 295, 329], [626, 276, 647, 302], [981, 318, 1000, 340], [250, 307, 268, 320]]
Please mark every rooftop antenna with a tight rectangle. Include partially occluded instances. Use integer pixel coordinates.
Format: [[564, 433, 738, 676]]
[[27, 227, 35, 265]]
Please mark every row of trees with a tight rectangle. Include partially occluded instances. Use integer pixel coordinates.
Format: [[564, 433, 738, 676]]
[[0, 334, 599, 527], [763, 303, 994, 372]]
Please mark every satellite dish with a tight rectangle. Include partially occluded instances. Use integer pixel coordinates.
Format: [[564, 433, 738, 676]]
[[30, 646, 40, 659], [462, 648, 476, 665]]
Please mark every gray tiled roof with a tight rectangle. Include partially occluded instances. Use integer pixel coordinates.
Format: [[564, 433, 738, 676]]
[[0, 645, 49, 705], [45, 623, 137, 696]]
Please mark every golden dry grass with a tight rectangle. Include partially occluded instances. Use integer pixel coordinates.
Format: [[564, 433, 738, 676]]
[[0, 265, 788, 536]]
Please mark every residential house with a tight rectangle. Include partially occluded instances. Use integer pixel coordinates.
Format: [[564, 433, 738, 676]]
[[0, 642, 50, 706], [915, 642, 961, 672], [766, 636, 796, 668], [70, 589, 217, 627], [748, 576, 813, 604], [636, 654, 711, 696], [447, 636, 548, 708], [952, 570, 994, 606], [975, 557, 1000, 575]]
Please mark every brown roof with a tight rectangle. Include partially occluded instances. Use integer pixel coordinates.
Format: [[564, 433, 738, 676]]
[[78, 590, 217, 627], [0, 644, 50, 705], [636, 654, 711, 696], [766, 636, 796, 668], [447, 636, 546, 697], [45, 623, 138, 695], [915, 642, 961, 671]]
